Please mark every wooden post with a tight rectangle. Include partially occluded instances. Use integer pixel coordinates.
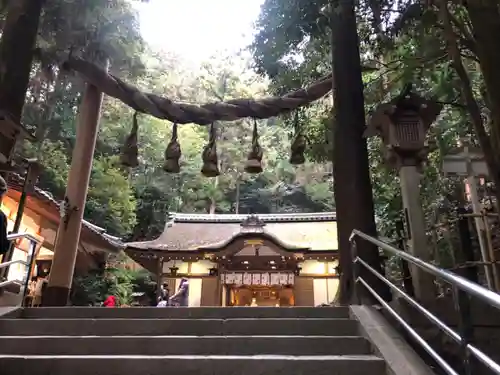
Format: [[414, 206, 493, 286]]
[[457, 208, 479, 283], [42, 65, 107, 306], [400, 166, 435, 302], [156, 257, 164, 302]]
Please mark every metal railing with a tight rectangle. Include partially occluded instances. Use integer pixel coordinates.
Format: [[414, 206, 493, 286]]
[[0, 233, 41, 306], [350, 229, 500, 375]]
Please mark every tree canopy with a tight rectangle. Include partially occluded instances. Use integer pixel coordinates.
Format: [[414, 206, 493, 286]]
[[1, 0, 335, 243]]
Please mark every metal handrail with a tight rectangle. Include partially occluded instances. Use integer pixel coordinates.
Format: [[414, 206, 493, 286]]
[[0, 259, 29, 270], [350, 229, 500, 309], [1, 232, 42, 306], [0, 279, 23, 289], [6, 232, 41, 243], [350, 229, 500, 375]]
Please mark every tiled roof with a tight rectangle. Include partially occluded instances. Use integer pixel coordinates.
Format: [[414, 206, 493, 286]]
[[126, 212, 338, 252], [6, 173, 123, 251]]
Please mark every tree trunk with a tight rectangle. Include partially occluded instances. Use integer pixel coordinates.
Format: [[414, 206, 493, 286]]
[[330, 0, 390, 305], [235, 175, 240, 214], [0, 0, 45, 123], [465, 3, 500, 202]]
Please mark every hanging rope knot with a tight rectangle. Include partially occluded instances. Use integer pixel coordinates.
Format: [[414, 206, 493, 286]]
[[120, 112, 139, 168], [163, 122, 182, 173], [201, 123, 220, 177], [245, 119, 264, 174]]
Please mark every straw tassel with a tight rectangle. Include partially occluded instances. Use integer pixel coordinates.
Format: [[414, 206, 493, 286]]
[[201, 123, 220, 177], [163, 122, 181, 173], [244, 119, 263, 173], [120, 112, 139, 168]]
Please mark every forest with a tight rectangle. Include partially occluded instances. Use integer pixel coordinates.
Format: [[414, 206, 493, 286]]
[[1, 0, 500, 303], [3, 0, 335, 243]]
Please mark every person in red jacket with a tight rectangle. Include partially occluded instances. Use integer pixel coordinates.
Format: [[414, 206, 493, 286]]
[[103, 295, 117, 307]]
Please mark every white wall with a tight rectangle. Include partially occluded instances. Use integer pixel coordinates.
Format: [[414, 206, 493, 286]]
[[188, 278, 202, 307], [7, 248, 28, 282], [313, 278, 339, 305], [190, 260, 216, 274], [300, 260, 339, 275]]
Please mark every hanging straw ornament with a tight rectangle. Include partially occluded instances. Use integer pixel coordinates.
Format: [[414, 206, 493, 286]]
[[244, 119, 263, 174], [120, 112, 139, 168], [289, 111, 307, 165], [201, 123, 220, 177], [163, 122, 181, 173]]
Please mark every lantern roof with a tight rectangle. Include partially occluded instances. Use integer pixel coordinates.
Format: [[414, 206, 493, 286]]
[[365, 86, 443, 139]]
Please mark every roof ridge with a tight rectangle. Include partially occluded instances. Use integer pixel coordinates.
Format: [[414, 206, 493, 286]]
[[169, 212, 337, 223]]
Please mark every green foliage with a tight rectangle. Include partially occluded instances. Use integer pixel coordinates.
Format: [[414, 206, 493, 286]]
[[13, 0, 335, 248], [86, 156, 137, 236], [71, 255, 156, 306]]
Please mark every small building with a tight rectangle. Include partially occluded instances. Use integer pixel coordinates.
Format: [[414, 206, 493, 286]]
[[125, 212, 339, 307], [1, 174, 122, 284]]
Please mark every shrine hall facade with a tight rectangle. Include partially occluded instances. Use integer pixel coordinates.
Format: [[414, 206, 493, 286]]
[[125, 212, 339, 307]]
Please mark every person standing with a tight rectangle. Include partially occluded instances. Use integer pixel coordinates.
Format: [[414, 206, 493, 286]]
[[156, 297, 168, 307], [103, 295, 117, 307], [0, 176, 11, 259], [160, 282, 170, 302], [169, 278, 189, 307]]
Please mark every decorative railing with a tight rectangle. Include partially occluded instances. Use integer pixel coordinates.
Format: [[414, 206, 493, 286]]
[[0, 233, 41, 306], [350, 229, 500, 375]]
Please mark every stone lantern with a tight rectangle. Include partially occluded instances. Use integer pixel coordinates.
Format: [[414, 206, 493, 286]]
[[365, 86, 443, 303]]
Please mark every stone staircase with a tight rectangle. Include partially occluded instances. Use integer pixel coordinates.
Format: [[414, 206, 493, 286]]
[[0, 306, 432, 375]]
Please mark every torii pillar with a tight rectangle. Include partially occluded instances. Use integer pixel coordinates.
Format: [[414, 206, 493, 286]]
[[43, 68, 106, 306]]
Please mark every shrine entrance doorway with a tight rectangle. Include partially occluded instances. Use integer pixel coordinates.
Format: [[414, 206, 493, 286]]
[[228, 285, 294, 307]]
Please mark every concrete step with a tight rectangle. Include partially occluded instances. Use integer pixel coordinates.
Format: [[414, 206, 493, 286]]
[[0, 335, 372, 356], [0, 318, 359, 336], [0, 355, 386, 375], [13, 306, 350, 319]]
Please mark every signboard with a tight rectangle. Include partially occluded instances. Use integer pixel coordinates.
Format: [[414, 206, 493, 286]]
[[270, 273, 280, 285], [261, 273, 270, 285], [252, 273, 261, 285], [223, 272, 294, 286]]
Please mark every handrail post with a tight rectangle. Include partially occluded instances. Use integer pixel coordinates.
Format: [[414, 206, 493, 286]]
[[350, 238, 361, 304], [396, 220, 415, 297], [457, 209, 478, 283], [452, 286, 474, 375], [21, 238, 37, 307]]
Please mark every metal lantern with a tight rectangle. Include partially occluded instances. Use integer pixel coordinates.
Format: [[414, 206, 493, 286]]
[[120, 112, 139, 168], [163, 123, 181, 173], [365, 86, 443, 169], [201, 123, 220, 177], [169, 266, 179, 276], [244, 120, 263, 174]]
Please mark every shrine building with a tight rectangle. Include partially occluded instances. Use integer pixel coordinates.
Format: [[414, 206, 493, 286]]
[[125, 212, 339, 307]]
